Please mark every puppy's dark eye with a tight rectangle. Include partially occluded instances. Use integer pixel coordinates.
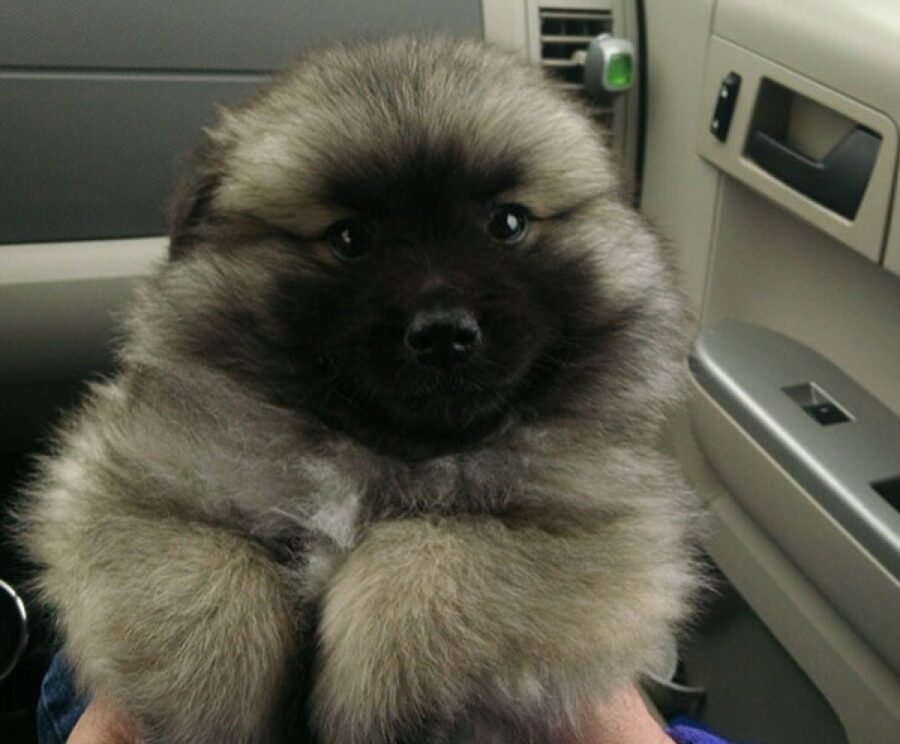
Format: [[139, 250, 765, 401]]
[[327, 219, 373, 260], [487, 204, 530, 244]]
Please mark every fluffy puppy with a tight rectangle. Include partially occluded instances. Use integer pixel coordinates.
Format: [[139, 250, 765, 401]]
[[21, 37, 699, 744]]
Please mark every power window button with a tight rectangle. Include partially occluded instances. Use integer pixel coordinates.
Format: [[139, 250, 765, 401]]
[[803, 402, 850, 426], [710, 72, 741, 142]]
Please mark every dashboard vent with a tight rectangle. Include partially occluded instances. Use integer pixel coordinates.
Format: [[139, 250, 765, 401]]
[[539, 7, 614, 135]]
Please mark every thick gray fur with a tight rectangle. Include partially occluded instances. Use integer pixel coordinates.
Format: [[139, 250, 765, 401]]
[[19, 38, 701, 744]]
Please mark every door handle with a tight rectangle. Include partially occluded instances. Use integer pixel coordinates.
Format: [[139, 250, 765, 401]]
[[746, 126, 880, 219]]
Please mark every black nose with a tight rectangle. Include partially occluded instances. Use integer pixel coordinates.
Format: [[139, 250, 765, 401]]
[[405, 308, 482, 366]]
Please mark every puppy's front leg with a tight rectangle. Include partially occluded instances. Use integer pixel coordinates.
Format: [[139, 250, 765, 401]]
[[30, 511, 302, 744], [313, 514, 692, 743]]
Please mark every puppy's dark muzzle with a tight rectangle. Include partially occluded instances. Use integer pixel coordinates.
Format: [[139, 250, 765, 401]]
[[405, 308, 482, 368]]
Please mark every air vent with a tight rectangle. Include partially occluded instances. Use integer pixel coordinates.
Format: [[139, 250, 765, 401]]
[[539, 7, 614, 135]]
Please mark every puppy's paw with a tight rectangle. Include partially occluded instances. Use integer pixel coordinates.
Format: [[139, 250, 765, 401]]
[[311, 513, 693, 743], [311, 521, 479, 742]]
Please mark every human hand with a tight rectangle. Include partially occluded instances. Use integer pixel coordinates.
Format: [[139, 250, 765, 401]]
[[576, 686, 675, 744], [63, 685, 672, 744], [66, 696, 136, 744]]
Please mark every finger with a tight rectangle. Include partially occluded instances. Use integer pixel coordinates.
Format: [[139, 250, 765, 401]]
[[580, 687, 674, 744], [66, 697, 136, 744]]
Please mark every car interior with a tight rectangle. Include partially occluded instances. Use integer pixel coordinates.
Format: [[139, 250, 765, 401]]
[[1, 1, 898, 742]]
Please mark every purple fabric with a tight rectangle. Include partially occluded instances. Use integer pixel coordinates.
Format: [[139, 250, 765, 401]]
[[37, 653, 88, 744], [667, 722, 735, 744]]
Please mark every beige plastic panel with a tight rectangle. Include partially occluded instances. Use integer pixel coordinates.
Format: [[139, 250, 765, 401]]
[[0, 238, 166, 385], [690, 385, 900, 676], [716, 0, 900, 116], [697, 37, 897, 264], [481, 0, 529, 53], [886, 232, 900, 278], [671, 394, 900, 744], [714, 0, 900, 280], [0, 238, 165, 452], [639, 0, 719, 314], [643, 1, 900, 739], [703, 178, 900, 417]]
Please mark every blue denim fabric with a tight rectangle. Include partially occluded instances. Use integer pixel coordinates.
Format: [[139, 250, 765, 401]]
[[36, 653, 88, 744]]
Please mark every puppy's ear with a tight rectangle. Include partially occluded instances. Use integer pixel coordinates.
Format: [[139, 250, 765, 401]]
[[168, 141, 223, 260]]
